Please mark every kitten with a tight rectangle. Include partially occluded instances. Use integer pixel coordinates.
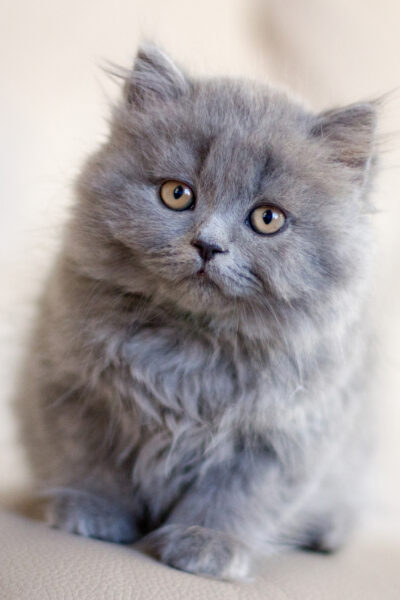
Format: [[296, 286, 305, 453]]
[[16, 44, 379, 580]]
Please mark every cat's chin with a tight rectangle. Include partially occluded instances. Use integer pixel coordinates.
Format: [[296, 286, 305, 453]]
[[187, 270, 224, 294], [158, 272, 232, 315]]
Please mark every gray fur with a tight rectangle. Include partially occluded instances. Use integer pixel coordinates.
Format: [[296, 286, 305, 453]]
[[15, 44, 379, 580]]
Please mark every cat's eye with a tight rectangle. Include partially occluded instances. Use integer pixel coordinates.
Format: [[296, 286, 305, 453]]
[[159, 180, 195, 211], [248, 205, 286, 235]]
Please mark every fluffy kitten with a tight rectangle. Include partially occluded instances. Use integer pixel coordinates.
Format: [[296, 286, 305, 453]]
[[16, 45, 379, 580]]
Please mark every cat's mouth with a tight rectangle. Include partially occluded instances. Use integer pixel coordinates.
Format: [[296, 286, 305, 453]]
[[196, 265, 217, 284], [179, 266, 222, 293]]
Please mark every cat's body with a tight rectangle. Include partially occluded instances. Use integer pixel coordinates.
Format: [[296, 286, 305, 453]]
[[17, 45, 378, 580]]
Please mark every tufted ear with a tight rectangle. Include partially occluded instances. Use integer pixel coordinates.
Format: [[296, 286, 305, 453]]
[[124, 44, 190, 107], [311, 102, 378, 183]]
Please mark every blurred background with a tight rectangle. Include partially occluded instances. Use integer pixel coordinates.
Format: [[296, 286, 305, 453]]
[[0, 0, 399, 534]]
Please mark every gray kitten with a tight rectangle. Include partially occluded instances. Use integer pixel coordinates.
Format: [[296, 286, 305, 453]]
[[16, 45, 379, 580]]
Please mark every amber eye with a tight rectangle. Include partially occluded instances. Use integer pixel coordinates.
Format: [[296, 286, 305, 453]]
[[159, 180, 195, 211], [249, 205, 286, 235]]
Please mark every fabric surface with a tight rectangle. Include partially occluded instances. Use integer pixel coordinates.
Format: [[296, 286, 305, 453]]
[[2, 509, 400, 600]]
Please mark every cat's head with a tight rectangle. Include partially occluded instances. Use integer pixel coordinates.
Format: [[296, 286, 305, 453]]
[[70, 45, 378, 336]]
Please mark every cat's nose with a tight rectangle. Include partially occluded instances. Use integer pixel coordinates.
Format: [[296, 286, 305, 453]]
[[191, 238, 227, 262]]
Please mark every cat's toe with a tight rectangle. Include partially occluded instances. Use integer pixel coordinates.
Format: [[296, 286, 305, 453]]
[[144, 524, 251, 581], [300, 536, 339, 554], [45, 490, 138, 543], [298, 513, 354, 554]]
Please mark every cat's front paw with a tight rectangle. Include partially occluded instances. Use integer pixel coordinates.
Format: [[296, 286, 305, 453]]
[[299, 510, 355, 555], [144, 524, 251, 581], [45, 489, 138, 543]]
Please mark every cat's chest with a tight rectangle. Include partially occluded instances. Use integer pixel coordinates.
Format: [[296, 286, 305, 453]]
[[118, 324, 261, 418], [109, 322, 324, 503]]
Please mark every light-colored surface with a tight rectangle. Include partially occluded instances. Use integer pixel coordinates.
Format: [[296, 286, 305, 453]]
[[2, 510, 400, 600], [1, 0, 400, 597]]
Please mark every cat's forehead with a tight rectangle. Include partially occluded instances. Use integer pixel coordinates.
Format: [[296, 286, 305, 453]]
[[192, 79, 309, 136], [187, 81, 315, 181]]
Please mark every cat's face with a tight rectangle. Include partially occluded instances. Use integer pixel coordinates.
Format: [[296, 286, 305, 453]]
[[73, 46, 377, 327]]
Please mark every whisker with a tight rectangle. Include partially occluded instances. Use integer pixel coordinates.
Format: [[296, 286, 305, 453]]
[[224, 266, 263, 296]]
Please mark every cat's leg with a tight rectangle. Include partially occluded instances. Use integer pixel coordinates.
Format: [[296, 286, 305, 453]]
[[45, 487, 138, 543], [19, 376, 141, 544], [142, 453, 276, 580], [298, 511, 354, 554], [143, 446, 361, 579], [294, 431, 368, 555], [294, 480, 361, 554], [145, 481, 354, 579]]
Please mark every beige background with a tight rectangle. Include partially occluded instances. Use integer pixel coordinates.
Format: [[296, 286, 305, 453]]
[[1, 0, 399, 535]]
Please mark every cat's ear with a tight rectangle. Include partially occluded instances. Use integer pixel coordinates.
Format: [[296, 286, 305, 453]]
[[311, 102, 378, 183], [124, 44, 190, 107]]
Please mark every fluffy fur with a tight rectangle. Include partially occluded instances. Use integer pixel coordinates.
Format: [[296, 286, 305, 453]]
[[16, 44, 379, 580]]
